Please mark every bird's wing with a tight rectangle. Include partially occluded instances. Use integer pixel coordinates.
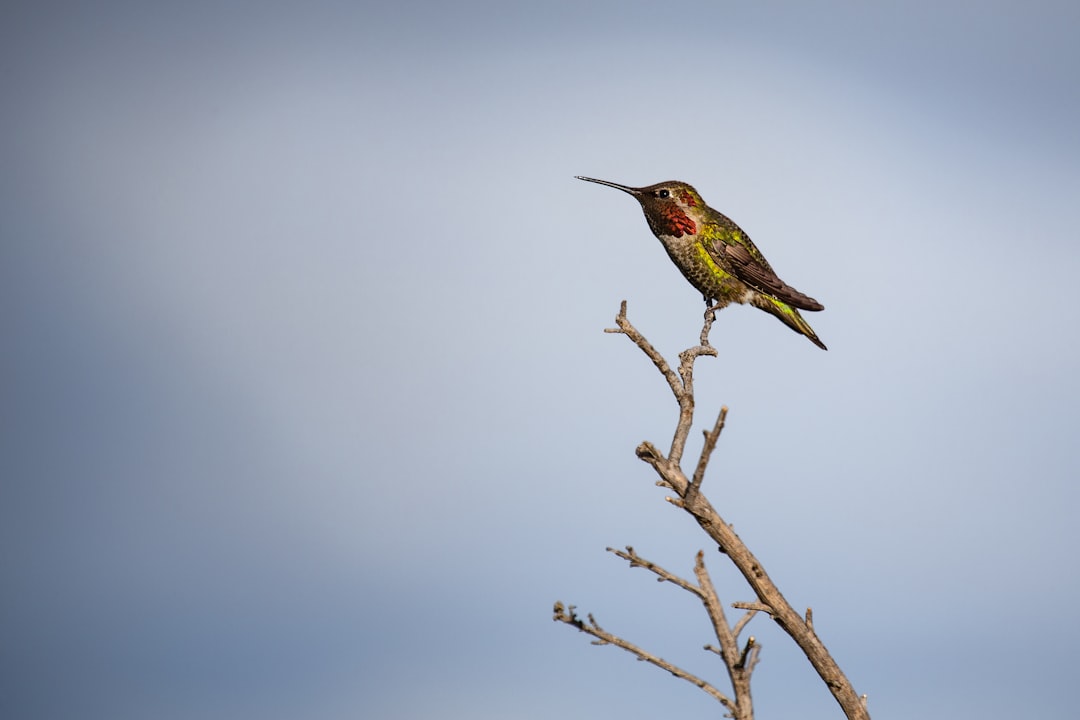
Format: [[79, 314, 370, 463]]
[[705, 224, 825, 311]]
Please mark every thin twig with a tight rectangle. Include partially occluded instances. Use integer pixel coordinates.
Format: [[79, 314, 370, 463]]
[[690, 406, 728, 494], [553, 602, 737, 715], [694, 551, 736, 663], [607, 546, 703, 598], [605, 301, 683, 404], [732, 609, 760, 641], [694, 551, 754, 715]]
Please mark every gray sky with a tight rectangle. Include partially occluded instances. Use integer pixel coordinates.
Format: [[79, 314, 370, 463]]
[[3, 2, 1079, 718]]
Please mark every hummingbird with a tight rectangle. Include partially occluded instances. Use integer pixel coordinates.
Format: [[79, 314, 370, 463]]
[[576, 176, 827, 350]]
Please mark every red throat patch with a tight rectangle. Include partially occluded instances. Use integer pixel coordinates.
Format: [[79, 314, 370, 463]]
[[659, 205, 697, 238]]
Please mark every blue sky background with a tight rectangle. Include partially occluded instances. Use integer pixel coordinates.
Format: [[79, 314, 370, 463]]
[[3, 2, 1079, 718]]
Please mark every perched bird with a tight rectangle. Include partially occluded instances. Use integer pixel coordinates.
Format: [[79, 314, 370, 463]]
[[576, 176, 827, 350]]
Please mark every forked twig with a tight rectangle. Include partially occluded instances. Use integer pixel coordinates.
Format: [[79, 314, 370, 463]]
[[606, 301, 717, 466]]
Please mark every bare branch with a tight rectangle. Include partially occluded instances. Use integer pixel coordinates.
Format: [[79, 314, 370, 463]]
[[607, 546, 703, 598], [607, 303, 718, 467], [690, 405, 728, 494], [604, 301, 684, 405], [613, 301, 870, 720], [556, 300, 869, 720], [694, 550, 755, 710], [693, 551, 736, 663], [670, 311, 719, 464], [641, 446, 870, 720], [563, 547, 759, 717], [553, 601, 738, 714]]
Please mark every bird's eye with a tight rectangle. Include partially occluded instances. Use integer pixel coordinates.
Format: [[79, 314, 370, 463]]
[[657, 189, 670, 199]]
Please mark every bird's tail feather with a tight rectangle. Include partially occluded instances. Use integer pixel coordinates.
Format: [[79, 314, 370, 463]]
[[752, 295, 828, 350]]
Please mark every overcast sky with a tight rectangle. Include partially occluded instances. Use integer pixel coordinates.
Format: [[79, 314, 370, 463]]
[[3, 2, 1079, 719]]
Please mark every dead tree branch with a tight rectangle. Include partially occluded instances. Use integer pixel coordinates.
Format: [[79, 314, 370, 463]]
[[556, 301, 869, 720], [624, 302, 868, 720]]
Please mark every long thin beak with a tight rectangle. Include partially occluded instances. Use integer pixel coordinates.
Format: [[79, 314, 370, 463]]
[[575, 176, 641, 195]]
